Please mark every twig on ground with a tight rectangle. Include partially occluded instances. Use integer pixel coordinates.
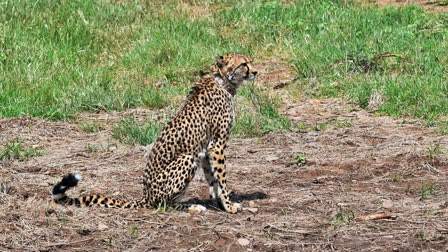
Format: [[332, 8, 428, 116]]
[[355, 213, 396, 222]]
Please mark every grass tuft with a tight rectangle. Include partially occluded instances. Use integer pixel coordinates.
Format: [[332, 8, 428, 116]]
[[332, 206, 354, 229]]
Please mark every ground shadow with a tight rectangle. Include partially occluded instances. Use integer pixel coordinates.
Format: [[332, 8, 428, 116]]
[[183, 191, 268, 211]]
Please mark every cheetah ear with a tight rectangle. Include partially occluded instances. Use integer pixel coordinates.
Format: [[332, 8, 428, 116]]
[[216, 55, 224, 67]]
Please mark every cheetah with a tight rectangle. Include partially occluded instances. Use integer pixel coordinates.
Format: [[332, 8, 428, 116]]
[[52, 53, 257, 213]]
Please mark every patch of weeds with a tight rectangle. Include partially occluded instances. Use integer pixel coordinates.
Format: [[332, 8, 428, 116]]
[[392, 172, 401, 182], [129, 223, 138, 239], [332, 206, 354, 230], [112, 117, 164, 146], [312, 123, 328, 132], [295, 123, 309, 133], [427, 142, 441, 160], [79, 121, 103, 133], [420, 183, 436, 201], [333, 119, 352, 129], [291, 154, 307, 166], [84, 143, 98, 153], [0, 139, 43, 161]]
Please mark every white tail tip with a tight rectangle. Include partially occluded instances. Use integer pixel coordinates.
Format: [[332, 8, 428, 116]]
[[74, 174, 83, 181]]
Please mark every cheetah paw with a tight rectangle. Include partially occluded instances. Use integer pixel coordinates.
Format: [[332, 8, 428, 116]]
[[227, 203, 242, 214]]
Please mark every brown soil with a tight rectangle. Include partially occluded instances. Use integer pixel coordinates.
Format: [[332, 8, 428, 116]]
[[1, 93, 448, 251]]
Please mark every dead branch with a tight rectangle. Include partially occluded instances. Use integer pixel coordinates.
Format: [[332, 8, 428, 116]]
[[355, 213, 396, 222]]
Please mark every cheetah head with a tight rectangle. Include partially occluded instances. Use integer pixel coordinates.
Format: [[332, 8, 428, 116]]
[[212, 53, 258, 87]]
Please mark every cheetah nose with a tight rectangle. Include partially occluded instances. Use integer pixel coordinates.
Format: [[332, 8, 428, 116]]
[[253, 71, 258, 76]]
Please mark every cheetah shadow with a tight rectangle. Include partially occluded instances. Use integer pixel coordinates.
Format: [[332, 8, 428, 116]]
[[183, 191, 268, 211]]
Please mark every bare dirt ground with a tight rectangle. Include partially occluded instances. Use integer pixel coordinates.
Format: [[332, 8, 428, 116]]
[[1, 87, 448, 251], [360, 0, 448, 13]]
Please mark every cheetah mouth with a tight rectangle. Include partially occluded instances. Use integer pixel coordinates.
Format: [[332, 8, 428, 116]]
[[246, 73, 257, 81]]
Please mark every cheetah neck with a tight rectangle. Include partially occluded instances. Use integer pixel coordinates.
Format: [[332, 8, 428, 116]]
[[213, 74, 237, 96]]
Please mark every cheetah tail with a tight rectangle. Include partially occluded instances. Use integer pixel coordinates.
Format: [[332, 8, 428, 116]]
[[52, 173, 146, 209]]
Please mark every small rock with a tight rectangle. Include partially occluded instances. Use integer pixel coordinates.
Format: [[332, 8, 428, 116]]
[[246, 207, 258, 214], [248, 201, 256, 207], [98, 223, 108, 231], [269, 198, 278, 203], [265, 155, 279, 162], [238, 238, 250, 246]]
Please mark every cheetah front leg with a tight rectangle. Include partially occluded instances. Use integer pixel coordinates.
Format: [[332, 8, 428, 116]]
[[209, 144, 242, 214]]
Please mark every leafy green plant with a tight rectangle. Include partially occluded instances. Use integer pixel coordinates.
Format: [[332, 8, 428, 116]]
[[332, 206, 354, 229], [291, 154, 307, 166], [0, 139, 43, 161]]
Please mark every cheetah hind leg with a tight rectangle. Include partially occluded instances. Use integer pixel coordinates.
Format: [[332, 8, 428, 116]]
[[199, 151, 218, 200]]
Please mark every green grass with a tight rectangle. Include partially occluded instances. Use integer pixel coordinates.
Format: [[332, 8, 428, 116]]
[[1, 0, 448, 126], [233, 84, 291, 137], [112, 117, 164, 146]]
